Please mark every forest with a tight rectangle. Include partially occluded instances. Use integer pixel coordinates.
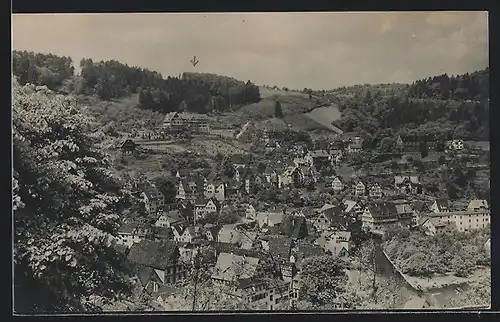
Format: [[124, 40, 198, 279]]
[[12, 50, 261, 115], [330, 67, 490, 148]]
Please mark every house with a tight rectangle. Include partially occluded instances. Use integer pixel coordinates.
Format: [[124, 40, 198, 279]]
[[116, 222, 151, 248], [293, 157, 309, 167], [176, 180, 196, 202], [394, 175, 422, 194], [162, 112, 210, 133], [141, 186, 165, 215], [394, 201, 415, 227], [331, 176, 344, 192], [369, 184, 383, 199], [217, 224, 242, 245], [467, 199, 489, 212], [347, 141, 363, 154], [292, 242, 325, 273], [312, 204, 345, 232], [420, 217, 455, 236], [255, 210, 286, 228], [178, 245, 199, 264], [176, 226, 203, 244], [120, 139, 137, 154], [128, 240, 188, 287], [403, 296, 431, 309], [263, 168, 279, 186], [205, 181, 226, 202], [343, 199, 364, 217], [170, 223, 186, 242], [328, 149, 343, 165], [211, 252, 261, 286], [361, 202, 399, 233], [304, 150, 330, 168], [154, 210, 184, 228], [225, 181, 245, 202], [395, 135, 404, 148], [445, 139, 464, 151], [154, 226, 173, 241], [281, 214, 309, 240], [245, 204, 257, 220], [229, 154, 251, 169], [316, 231, 351, 257], [426, 209, 490, 232], [204, 225, 222, 242], [354, 181, 366, 196], [278, 167, 304, 188], [235, 167, 255, 192], [430, 199, 451, 213], [151, 286, 183, 310], [194, 197, 221, 221]]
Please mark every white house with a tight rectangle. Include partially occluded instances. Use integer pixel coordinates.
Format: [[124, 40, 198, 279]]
[[331, 177, 344, 192], [354, 181, 366, 196], [141, 187, 165, 215]]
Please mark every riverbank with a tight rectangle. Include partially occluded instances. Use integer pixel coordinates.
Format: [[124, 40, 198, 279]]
[[382, 250, 490, 292]]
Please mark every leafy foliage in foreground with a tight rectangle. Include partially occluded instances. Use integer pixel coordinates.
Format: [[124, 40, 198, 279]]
[[299, 255, 349, 307], [13, 78, 133, 312], [383, 226, 490, 278]]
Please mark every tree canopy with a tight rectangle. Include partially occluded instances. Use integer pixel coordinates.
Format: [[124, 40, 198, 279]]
[[13, 77, 133, 312]]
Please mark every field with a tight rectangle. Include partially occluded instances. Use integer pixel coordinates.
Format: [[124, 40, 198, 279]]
[[215, 88, 340, 133], [305, 105, 344, 134], [258, 87, 310, 99], [188, 138, 249, 156]]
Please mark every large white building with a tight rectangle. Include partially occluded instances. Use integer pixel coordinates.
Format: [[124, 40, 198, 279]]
[[162, 112, 210, 133], [426, 199, 490, 232]]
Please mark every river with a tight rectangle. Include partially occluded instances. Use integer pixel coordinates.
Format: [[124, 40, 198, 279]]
[[372, 240, 467, 309]]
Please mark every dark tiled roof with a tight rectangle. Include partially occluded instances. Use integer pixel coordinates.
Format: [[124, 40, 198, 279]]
[[367, 202, 399, 219], [127, 240, 179, 269], [435, 199, 450, 211], [268, 236, 294, 261]]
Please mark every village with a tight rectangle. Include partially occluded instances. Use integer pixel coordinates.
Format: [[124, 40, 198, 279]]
[[109, 110, 491, 311]]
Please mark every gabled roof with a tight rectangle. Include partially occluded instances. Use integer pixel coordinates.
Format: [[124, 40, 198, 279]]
[[394, 175, 420, 185], [127, 240, 179, 270], [294, 242, 324, 261], [255, 212, 285, 226], [308, 150, 330, 158], [155, 226, 173, 239], [211, 252, 260, 282], [366, 202, 398, 219], [268, 236, 294, 261], [118, 221, 137, 234], [468, 199, 489, 210], [395, 203, 413, 215], [218, 224, 241, 244], [134, 266, 154, 287], [343, 200, 358, 213], [434, 199, 450, 211], [161, 210, 184, 223], [318, 203, 337, 213], [229, 154, 250, 165], [206, 225, 222, 238], [142, 186, 163, 200], [205, 197, 221, 210]]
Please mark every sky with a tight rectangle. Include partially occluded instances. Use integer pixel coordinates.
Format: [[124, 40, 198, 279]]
[[12, 12, 489, 90]]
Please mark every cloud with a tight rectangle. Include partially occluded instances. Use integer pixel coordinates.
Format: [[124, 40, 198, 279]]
[[12, 12, 488, 90]]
